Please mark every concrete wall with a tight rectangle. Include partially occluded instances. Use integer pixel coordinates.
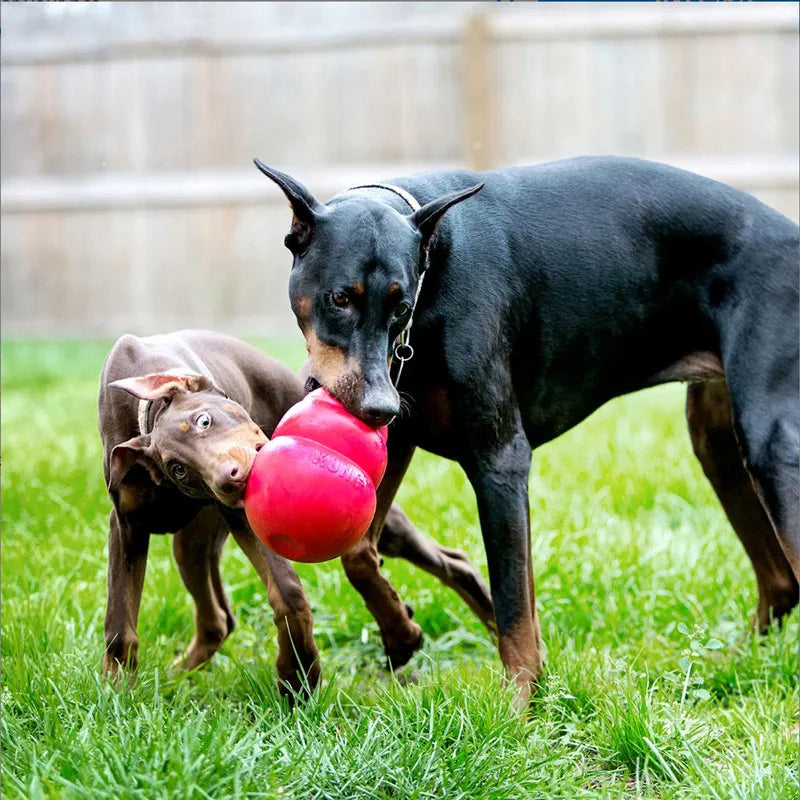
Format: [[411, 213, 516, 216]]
[[2, 2, 797, 337]]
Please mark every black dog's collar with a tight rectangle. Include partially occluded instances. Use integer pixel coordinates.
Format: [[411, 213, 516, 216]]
[[344, 183, 421, 213], [331, 182, 424, 388]]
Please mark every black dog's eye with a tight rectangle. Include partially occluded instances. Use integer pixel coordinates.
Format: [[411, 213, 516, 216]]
[[331, 291, 350, 309], [195, 412, 212, 429], [170, 462, 187, 480], [393, 302, 412, 320]]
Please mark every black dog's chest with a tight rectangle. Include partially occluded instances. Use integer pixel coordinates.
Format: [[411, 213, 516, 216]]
[[402, 382, 503, 461], [392, 381, 461, 460]]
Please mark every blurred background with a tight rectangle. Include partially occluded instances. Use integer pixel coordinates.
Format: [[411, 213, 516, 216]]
[[2, 2, 798, 339]]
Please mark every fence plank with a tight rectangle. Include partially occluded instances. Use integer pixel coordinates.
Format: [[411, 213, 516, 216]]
[[462, 14, 494, 171]]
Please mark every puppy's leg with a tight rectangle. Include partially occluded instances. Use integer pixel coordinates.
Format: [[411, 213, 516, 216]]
[[208, 522, 236, 638], [687, 381, 798, 628], [379, 503, 496, 634], [104, 507, 150, 678], [462, 431, 541, 710], [229, 523, 320, 698], [341, 442, 423, 669], [172, 506, 234, 670]]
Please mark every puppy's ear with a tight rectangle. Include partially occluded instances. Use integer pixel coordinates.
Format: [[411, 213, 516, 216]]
[[109, 373, 212, 401], [253, 159, 324, 253], [409, 183, 484, 261], [108, 435, 160, 491]]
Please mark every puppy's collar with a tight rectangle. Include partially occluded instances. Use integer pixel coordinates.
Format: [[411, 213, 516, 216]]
[[138, 399, 153, 436], [136, 369, 221, 436], [338, 183, 421, 213]]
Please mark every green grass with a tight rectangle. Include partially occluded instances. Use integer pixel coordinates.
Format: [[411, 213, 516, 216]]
[[1, 338, 797, 799]]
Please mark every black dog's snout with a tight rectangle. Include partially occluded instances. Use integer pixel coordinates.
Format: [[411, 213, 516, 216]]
[[362, 402, 398, 428], [304, 376, 322, 394], [361, 381, 399, 427]]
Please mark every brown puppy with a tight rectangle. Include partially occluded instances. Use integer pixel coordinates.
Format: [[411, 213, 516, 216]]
[[99, 330, 494, 696]]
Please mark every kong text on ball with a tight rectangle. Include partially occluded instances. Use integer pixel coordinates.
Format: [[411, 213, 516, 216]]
[[243, 388, 389, 562]]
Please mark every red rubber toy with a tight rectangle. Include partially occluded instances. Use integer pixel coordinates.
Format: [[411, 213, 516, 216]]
[[244, 388, 388, 562]]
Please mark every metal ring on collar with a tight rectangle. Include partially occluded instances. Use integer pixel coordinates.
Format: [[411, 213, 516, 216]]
[[394, 342, 415, 362]]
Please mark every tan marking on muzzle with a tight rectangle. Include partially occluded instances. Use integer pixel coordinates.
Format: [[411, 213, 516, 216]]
[[305, 329, 359, 387], [203, 422, 267, 502], [209, 421, 267, 452]]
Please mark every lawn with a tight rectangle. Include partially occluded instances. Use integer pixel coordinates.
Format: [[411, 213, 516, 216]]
[[1, 338, 797, 799]]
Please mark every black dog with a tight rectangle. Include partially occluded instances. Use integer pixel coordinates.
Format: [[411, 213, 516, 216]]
[[254, 155, 799, 706]]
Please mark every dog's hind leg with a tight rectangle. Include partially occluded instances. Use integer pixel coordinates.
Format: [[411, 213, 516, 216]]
[[379, 504, 496, 635], [341, 442, 424, 670], [104, 507, 150, 678], [229, 523, 320, 698], [687, 381, 799, 628], [719, 287, 800, 583], [172, 506, 235, 671]]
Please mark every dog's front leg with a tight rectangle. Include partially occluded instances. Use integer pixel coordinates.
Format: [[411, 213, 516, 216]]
[[463, 432, 542, 710], [341, 440, 423, 670], [104, 507, 150, 679], [229, 524, 320, 700], [172, 506, 235, 671]]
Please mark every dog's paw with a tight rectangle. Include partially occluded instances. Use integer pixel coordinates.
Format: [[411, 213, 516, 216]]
[[172, 642, 218, 673], [384, 622, 424, 670], [102, 656, 138, 688]]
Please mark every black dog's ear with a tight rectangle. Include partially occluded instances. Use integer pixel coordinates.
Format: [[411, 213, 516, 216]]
[[253, 158, 324, 253], [409, 183, 484, 257]]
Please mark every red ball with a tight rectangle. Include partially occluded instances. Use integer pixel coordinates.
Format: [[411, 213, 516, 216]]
[[243, 388, 389, 563], [273, 388, 388, 486]]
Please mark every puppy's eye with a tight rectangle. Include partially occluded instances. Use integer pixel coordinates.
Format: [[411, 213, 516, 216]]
[[170, 462, 187, 480], [195, 412, 212, 429], [393, 302, 411, 320], [331, 291, 350, 309]]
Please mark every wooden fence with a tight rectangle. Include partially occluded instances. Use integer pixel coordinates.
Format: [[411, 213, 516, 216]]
[[2, 2, 797, 337]]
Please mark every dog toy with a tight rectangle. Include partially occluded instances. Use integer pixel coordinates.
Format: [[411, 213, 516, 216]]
[[244, 388, 388, 562]]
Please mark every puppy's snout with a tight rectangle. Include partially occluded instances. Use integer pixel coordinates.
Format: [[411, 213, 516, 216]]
[[304, 376, 322, 394], [255, 441, 265, 452], [218, 460, 247, 494]]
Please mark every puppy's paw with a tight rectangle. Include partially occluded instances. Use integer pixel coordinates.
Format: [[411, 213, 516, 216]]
[[384, 621, 423, 670]]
